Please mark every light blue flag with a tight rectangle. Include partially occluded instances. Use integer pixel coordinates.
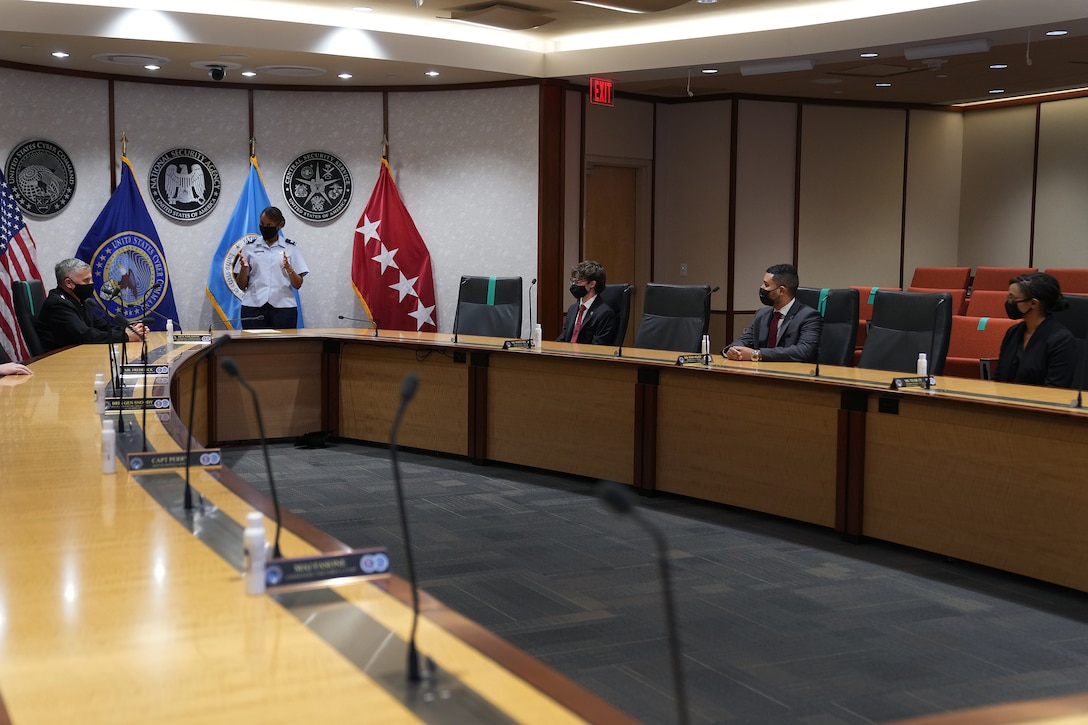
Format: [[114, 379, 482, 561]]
[[206, 156, 303, 328], [75, 156, 181, 331]]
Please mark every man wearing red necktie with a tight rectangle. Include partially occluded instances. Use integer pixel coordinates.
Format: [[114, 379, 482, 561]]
[[724, 263, 822, 363], [558, 260, 618, 346]]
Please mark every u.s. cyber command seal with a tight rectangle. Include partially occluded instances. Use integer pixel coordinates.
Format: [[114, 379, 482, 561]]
[[282, 151, 352, 222], [92, 232, 170, 320], [5, 139, 76, 218], [148, 148, 221, 222]]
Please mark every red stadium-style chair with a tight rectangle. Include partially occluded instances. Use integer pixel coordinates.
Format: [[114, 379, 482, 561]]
[[964, 290, 1009, 318], [971, 266, 1036, 292], [1044, 269, 1088, 294], [908, 287, 967, 315], [910, 267, 971, 290], [944, 315, 1017, 379]]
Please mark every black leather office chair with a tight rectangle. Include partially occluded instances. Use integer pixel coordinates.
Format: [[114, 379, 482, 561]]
[[858, 290, 953, 375], [1052, 293, 1088, 389], [11, 279, 46, 358], [632, 283, 711, 352], [596, 282, 633, 347], [794, 287, 859, 367], [453, 275, 523, 338]]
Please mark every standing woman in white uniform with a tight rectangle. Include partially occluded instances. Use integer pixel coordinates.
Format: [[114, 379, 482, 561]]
[[234, 206, 309, 329]]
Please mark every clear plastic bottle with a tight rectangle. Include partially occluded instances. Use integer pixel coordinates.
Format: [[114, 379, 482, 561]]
[[101, 419, 116, 474], [916, 353, 928, 376], [94, 373, 106, 415], [165, 318, 174, 344], [243, 512, 268, 595], [531, 323, 543, 351]]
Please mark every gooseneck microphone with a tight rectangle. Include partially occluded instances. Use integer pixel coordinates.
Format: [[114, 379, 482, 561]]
[[209, 315, 264, 335], [451, 277, 470, 344], [86, 298, 120, 394], [219, 355, 283, 558], [183, 335, 231, 511], [337, 314, 379, 338], [142, 307, 180, 331], [527, 277, 537, 335], [389, 372, 424, 682], [599, 480, 689, 725]]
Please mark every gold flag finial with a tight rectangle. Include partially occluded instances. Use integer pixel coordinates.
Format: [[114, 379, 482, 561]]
[[121, 133, 128, 157]]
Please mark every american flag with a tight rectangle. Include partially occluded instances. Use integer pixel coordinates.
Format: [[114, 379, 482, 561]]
[[0, 170, 43, 362]]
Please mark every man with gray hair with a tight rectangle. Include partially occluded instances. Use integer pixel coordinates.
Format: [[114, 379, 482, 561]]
[[35, 258, 146, 353]]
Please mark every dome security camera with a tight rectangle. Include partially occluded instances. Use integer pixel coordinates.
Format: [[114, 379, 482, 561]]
[[208, 65, 226, 81]]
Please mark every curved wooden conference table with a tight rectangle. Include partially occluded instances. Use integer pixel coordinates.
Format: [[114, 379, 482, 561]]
[[3, 328, 1087, 724]]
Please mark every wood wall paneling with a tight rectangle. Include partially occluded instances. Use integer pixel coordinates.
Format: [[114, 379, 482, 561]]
[[902, 110, 964, 283], [1034, 96, 1088, 268]]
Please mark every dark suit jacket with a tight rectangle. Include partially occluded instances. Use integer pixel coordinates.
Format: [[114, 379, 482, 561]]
[[558, 297, 618, 345], [995, 316, 1078, 388], [35, 288, 126, 353], [727, 301, 822, 362]]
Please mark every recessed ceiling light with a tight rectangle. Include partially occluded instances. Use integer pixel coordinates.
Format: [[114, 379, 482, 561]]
[[425, 70, 440, 77], [1045, 29, 1068, 37], [241, 70, 257, 77], [990, 63, 1008, 69], [875, 82, 892, 87], [338, 73, 353, 79], [860, 52, 878, 58], [989, 89, 1004, 94], [700, 68, 718, 74], [695, 0, 717, 4], [144, 64, 160, 70], [52, 51, 69, 58]]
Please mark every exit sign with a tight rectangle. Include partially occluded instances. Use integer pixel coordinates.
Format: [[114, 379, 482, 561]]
[[590, 77, 614, 106]]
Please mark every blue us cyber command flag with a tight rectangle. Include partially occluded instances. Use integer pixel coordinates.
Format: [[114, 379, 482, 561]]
[[206, 156, 303, 328], [76, 157, 180, 331]]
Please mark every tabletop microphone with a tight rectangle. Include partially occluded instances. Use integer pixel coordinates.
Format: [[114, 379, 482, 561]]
[[337, 314, 379, 337], [87, 298, 120, 392], [527, 277, 537, 336], [389, 372, 425, 682], [219, 355, 283, 558], [599, 480, 690, 725], [451, 277, 470, 344], [209, 315, 264, 335], [183, 334, 231, 511], [116, 313, 151, 448], [141, 307, 180, 331]]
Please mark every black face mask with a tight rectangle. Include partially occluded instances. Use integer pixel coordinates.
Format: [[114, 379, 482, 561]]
[[569, 283, 589, 300], [73, 283, 95, 302], [758, 286, 778, 307], [1005, 299, 1028, 320], [259, 225, 279, 241]]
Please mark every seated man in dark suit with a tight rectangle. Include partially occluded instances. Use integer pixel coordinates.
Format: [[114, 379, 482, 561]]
[[724, 263, 822, 363], [557, 260, 617, 346], [35, 258, 146, 353]]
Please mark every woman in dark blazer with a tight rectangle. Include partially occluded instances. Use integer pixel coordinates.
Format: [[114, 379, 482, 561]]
[[995, 272, 1079, 388]]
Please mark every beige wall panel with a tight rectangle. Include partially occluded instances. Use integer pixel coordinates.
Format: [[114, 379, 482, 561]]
[[798, 105, 906, 289], [214, 340, 323, 440], [0, 69, 109, 298], [114, 83, 250, 332], [1035, 96, 1088, 268], [653, 101, 730, 293], [958, 105, 1036, 267], [390, 87, 539, 334], [584, 97, 654, 161], [734, 100, 797, 310], [903, 110, 963, 281]]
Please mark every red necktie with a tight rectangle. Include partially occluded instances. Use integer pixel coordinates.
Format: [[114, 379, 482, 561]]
[[571, 305, 586, 342], [767, 311, 782, 347]]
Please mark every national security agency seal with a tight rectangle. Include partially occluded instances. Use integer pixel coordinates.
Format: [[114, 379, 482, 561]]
[[283, 151, 352, 222], [5, 139, 76, 217], [148, 148, 221, 222]]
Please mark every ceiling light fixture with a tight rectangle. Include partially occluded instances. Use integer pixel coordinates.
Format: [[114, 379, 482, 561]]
[[876, 82, 892, 87], [425, 70, 440, 77], [1045, 29, 1068, 37], [860, 52, 878, 58], [904, 38, 991, 60], [338, 73, 353, 79], [701, 68, 718, 74], [695, 0, 717, 4], [990, 63, 1008, 69], [570, 0, 645, 14], [51, 51, 69, 58], [241, 70, 257, 77], [144, 64, 160, 70], [739, 58, 814, 76], [989, 89, 1004, 94]]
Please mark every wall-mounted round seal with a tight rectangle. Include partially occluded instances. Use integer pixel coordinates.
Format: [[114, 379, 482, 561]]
[[5, 139, 76, 218], [282, 151, 352, 222], [148, 148, 222, 222]]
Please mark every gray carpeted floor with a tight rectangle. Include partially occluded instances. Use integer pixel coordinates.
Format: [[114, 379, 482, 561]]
[[221, 441, 1088, 725]]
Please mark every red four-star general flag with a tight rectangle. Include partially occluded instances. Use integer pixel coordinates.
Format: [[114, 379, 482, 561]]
[[351, 159, 437, 332], [0, 169, 44, 362]]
